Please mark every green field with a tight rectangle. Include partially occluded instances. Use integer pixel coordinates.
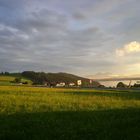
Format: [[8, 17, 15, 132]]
[[0, 86, 140, 140], [0, 75, 32, 86]]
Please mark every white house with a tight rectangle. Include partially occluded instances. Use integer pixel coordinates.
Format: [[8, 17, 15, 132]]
[[56, 82, 65, 87], [69, 83, 75, 86], [77, 80, 82, 86]]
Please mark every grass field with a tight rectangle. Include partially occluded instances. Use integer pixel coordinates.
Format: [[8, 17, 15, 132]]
[[0, 86, 140, 140], [0, 75, 32, 86]]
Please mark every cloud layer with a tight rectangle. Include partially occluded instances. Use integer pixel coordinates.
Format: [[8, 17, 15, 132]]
[[0, 0, 140, 77]]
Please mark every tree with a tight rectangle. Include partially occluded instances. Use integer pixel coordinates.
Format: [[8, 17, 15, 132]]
[[4, 72, 10, 75], [22, 71, 48, 85], [133, 83, 140, 88], [116, 82, 127, 88], [14, 77, 21, 83]]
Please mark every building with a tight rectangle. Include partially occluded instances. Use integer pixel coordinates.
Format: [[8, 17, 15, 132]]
[[77, 80, 82, 86], [69, 83, 75, 87], [56, 82, 65, 87]]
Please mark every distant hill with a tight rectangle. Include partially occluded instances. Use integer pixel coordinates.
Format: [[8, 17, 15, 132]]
[[22, 71, 100, 87], [46, 72, 88, 83]]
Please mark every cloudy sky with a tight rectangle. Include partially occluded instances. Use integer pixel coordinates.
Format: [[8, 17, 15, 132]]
[[0, 0, 140, 78]]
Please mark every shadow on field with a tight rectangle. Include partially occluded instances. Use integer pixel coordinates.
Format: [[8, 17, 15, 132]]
[[0, 109, 140, 140]]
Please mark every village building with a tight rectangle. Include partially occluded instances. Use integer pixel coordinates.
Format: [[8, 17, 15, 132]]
[[56, 82, 65, 87], [69, 83, 75, 87]]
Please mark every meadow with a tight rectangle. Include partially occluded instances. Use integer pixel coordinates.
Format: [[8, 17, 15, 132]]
[[0, 75, 32, 86], [0, 85, 140, 140]]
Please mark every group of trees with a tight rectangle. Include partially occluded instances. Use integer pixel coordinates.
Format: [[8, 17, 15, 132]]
[[116, 82, 140, 88], [116, 82, 127, 88], [0, 72, 10, 75], [22, 71, 48, 85], [132, 83, 140, 88]]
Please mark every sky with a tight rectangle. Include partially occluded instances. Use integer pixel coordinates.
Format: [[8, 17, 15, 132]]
[[0, 0, 140, 78]]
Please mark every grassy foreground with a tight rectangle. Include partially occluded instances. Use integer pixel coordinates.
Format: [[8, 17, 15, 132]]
[[0, 86, 140, 140]]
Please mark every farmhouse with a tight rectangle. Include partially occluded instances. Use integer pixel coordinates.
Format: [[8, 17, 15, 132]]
[[56, 82, 65, 87], [69, 83, 75, 87], [77, 80, 82, 86]]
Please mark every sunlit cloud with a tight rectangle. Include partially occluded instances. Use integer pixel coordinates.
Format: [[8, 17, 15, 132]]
[[116, 41, 140, 56]]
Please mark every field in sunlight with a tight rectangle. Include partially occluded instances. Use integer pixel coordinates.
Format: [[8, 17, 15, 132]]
[[0, 86, 140, 140], [0, 75, 32, 86]]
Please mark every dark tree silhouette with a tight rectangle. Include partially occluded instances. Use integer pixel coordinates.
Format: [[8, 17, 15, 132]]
[[116, 82, 127, 88]]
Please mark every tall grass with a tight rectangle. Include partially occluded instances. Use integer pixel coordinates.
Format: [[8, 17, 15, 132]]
[[0, 86, 140, 114], [0, 86, 140, 140]]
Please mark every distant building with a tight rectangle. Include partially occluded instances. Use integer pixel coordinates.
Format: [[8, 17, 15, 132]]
[[56, 82, 65, 87], [69, 83, 75, 86], [77, 80, 82, 86], [19, 83, 23, 85], [90, 79, 93, 84], [44, 82, 49, 86]]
